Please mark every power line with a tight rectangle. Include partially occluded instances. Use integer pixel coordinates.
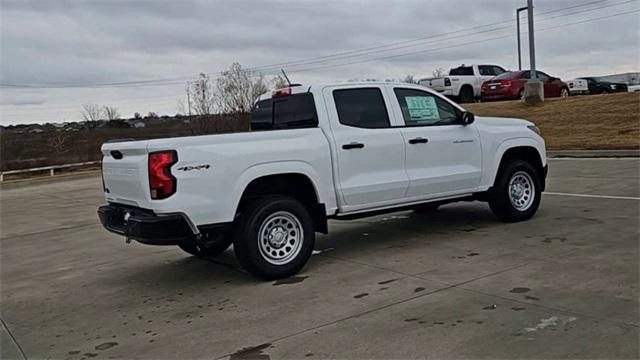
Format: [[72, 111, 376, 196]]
[[1, 0, 635, 89], [0, 0, 636, 89], [282, 8, 640, 75], [246, 0, 611, 72], [289, 9, 640, 73], [249, 0, 636, 75]]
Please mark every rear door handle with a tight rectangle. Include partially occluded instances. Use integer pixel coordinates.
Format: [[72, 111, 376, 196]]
[[408, 137, 429, 144], [342, 142, 365, 150]]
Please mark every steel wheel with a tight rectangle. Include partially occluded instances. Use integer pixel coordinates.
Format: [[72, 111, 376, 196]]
[[258, 211, 303, 265], [508, 171, 535, 211], [560, 88, 569, 98]]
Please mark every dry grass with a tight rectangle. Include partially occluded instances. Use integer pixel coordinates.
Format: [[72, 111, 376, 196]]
[[466, 92, 640, 150]]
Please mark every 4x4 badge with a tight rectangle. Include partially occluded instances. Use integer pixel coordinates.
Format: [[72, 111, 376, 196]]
[[176, 164, 211, 171]]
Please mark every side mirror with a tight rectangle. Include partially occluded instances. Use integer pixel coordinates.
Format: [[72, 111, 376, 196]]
[[461, 111, 475, 125]]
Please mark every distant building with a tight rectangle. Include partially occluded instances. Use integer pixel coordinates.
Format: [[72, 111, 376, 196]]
[[594, 72, 640, 85]]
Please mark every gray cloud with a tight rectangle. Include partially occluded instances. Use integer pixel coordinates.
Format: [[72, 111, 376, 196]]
[[1, 0, 638, 124]]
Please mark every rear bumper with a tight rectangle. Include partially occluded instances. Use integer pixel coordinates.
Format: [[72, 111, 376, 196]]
[[97, 204, 196, 245]]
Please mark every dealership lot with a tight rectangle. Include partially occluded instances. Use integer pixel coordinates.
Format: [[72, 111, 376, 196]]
[[1, 158, 638, 359]]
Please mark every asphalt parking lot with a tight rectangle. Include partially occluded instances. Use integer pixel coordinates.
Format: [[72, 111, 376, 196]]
[[1, 158, 638, 359]]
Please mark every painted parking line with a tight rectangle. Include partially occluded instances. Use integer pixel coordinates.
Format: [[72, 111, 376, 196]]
[[544, 192, 640, 201]]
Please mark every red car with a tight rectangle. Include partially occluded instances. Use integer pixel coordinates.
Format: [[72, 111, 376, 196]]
[[481, 70, 570, 101]]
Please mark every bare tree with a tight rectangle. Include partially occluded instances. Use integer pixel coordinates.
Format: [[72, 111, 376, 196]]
[[80, 103, 103, 122], [103, 106, 121, 120], [432, 68, 446, 78], [271, 74, 289, 89], [215, 63, 267, 114], [187, 73, 216, 115], [46, 129, 70, 154], [402, 74, 418, 84]]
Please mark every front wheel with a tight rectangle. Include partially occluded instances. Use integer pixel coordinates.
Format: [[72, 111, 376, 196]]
[[489, 160, 541, 222], [233, 195, 315, 280]]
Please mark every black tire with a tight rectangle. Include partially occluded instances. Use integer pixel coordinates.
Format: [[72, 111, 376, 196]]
[[459, 86, 475, 103], [489, 160, 541, 222], [518, 88, 525, 100], [413, 203, 440, 213], [560, 87, 570, 98], [178, 233, 233, 257], [233, 195, 315, 280]]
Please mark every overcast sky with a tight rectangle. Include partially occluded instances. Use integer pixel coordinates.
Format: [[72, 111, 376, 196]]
[[1, 0, 638, 125]]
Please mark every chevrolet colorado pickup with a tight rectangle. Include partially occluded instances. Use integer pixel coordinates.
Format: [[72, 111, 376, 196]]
[[98, 82, 547, 280]]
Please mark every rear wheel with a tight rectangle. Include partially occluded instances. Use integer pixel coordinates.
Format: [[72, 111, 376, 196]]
[[459, 86, 475, 103], [233, 195, 314, 280], [518, 88, 525, 100], [489, 160, 541, 222], [560, 87, 569, 98]]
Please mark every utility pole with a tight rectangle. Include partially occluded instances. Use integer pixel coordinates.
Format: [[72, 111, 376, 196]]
[[186, 82, 192, 116], [527, 0, 536, 80], [516, 6, 528, 71], [524, 0, 543, 103]]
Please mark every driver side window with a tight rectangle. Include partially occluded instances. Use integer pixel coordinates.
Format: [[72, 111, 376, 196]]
[[393, 88, 461, 126]]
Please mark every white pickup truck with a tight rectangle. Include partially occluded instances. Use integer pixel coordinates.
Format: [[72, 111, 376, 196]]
[[98, 82, 547, 279], [420, 64, 507, 103]]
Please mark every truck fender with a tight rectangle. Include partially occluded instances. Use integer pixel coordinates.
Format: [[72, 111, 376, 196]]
[[231, 160, 337, 216], [483, 138, 546, 188]]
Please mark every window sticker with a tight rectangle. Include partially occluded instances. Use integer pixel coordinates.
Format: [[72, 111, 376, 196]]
[[405, 96, 440, 121]]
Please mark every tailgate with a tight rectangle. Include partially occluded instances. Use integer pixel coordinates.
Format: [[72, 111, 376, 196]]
[[429, 78, 447, 91], [101, 140, 151, 208]]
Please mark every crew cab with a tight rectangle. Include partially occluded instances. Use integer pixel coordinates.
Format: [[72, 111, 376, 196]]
[[98, 83, 547, 280], [419, 64, 506, 103]]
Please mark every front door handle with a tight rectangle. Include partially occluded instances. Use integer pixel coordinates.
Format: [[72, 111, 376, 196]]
[[408, 137, 429, 144], [342, 142, 365, 150]]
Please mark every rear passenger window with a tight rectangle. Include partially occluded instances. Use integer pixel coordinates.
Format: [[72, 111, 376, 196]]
[[251, 93, 318, 130], [333, 88, 390, 129]]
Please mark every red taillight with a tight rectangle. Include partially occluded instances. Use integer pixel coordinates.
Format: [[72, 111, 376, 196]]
[[481, 81, 488, 89], [272, 87, 292, 98], [500, 80, 512, 87], [148, 150, 177, 200]]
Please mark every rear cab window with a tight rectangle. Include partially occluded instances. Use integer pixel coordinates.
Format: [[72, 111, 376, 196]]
[[251, 93, 318, 130], [332, 88, 390, 129], [449, 66, 474, 76]]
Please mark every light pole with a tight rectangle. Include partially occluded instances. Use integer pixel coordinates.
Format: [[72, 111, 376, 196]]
[[516, 6, 528, 71], [524, 0, 543, 103], [527, 0, 536, 80]]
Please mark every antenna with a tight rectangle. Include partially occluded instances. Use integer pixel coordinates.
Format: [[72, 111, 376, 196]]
[[281, 69, 292, 86]]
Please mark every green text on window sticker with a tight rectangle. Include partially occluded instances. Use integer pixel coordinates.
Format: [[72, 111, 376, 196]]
[[405, 96, 440, 121]]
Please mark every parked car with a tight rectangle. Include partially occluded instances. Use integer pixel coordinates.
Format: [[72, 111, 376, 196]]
[[98, 82, 547, 280], [481, 70, 570, 101], [419, 64, 506, 103], [566, 78, 589, 95], [579, 77, 628, 94]]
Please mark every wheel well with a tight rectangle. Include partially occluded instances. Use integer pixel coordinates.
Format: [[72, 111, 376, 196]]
[[238, 173, 328, 233], [497, 147, 546, 190], [460, 84, 473, 95]]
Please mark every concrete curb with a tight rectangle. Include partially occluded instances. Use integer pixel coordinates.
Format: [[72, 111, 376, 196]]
[[547, 150, 639, 158]]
